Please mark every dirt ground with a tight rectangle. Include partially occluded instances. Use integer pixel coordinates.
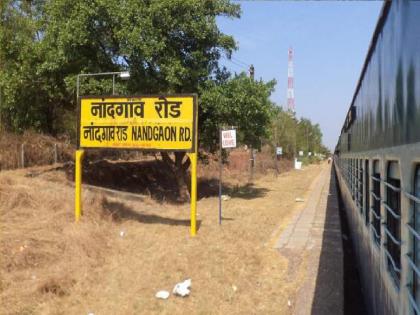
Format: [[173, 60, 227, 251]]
[[0, 161, 323, 315]]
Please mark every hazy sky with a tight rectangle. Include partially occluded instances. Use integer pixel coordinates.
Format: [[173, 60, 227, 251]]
[[217, 1, 383, 150]]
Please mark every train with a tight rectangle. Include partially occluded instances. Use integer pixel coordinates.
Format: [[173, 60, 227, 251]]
[[334, 1, 420, 314]]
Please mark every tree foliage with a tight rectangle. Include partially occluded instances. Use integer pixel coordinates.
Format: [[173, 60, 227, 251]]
[[0, 0, 240, 134], [0, 0, 331, 198], [200, 73, 276, 152], [270, 107, 330, 158]]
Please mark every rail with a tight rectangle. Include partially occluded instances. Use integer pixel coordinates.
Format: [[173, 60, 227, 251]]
[[406, 223, 420, 242], [370, 207, 381, 220], [382, 202, 401, 220], [371, 191, 381, 201], [370, 223, 381, 243], [383, 247, 401, 282], [405, 191, 420, 204], [407, 286, 420, 315], [384, 180, 401, 192], [406, 190, 420, 314], [383, 225, 401, 246], [371, 175, 381, 182]]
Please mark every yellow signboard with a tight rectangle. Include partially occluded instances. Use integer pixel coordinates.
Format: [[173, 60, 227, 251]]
[[78, 95, 197, 151]]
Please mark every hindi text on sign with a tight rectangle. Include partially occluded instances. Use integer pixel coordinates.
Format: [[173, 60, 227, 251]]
[[79, 95, 196, 151]]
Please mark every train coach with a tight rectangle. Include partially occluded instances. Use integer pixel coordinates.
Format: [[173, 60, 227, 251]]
[[334, 1, 420, 314]]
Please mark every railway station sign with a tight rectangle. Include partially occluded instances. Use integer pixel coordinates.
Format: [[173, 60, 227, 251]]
[[75, 93, 199, 237], [221, 129, 237, 148], [78, 95, 197, 152]]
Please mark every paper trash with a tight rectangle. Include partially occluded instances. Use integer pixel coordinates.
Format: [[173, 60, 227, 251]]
[[173, 279, 192, 297], [155, 290, 170, 300], [221, 195, 231, 201]]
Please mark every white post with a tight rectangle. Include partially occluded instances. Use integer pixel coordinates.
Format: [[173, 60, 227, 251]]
[[54, 143, 58, 164], [20, 143, 25, 168]]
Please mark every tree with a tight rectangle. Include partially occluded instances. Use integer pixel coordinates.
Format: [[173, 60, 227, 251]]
[[0, 0, 51, 132], [200, 73, 276, 152], [271, 107, 297, 158], [270, 108, 328, 159], [296, 119, 323, 155], [0, 0, 241, 199], [1, 0, 240, 128]]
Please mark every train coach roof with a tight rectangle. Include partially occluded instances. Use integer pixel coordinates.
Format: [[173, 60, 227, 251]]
[[338, 1, 391, 138]]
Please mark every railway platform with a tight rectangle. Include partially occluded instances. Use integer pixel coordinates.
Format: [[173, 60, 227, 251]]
[[276, 165, 344, 315]]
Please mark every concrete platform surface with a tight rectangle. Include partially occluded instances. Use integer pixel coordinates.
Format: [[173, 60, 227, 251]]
[[276, 165, 343, 315]]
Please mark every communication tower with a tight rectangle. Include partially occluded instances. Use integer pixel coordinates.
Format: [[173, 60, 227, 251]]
[[287, 47, 295, 113]]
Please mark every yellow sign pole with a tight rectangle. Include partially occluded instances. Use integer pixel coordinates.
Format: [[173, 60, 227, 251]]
[[75, 149, 85, 222], [188, 152, 198, 236], [188, 96, 198, 237], [77, 94, 198, 235]]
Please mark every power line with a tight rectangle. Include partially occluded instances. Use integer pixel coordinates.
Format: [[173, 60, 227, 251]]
[[231, 56, 250, 67], [229, 60, 248, 69], [221, 56, 249, 71]]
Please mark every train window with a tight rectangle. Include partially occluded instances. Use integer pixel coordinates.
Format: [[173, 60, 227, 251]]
[[354, 159, 358, 201], [352, 159, 356, 200], [413, 165, 420, 310], [365, 160, 370, 225], [349, 158, 352, 189], [351, 159, 354, 198], [384, 161, 401, 287], [348, 158, 351, 188], [350, 158, 352, 189], [358, 159, 363, 213], [348, 133, 351, 151], [344, 159, 347, 182], [355, 159, 358, 201], [348, 159, 352, 193], [347, 158, 349, 185], [343, 159, 346, 181], [371, 160, 381, 246]]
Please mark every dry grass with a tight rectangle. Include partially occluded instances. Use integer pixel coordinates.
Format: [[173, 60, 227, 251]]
[[0, 161, 323, 315], [0, 131, 74, 170]]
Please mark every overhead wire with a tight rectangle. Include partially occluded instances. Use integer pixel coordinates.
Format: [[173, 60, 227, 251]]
[[221, 55, 249, 71], [231, 56, 250, 67]]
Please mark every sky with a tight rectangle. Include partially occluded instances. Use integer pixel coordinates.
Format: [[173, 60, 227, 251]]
[[217, 1, 383, 150]]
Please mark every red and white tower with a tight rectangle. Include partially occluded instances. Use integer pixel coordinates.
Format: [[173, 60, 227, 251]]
[[287, 47, 295, 113]]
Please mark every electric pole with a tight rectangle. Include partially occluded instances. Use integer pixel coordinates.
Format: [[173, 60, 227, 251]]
[[249, 64, 255, 182], [249, 64, 255, 81]]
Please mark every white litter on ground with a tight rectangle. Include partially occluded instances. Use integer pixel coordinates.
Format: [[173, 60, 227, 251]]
[[295, 197, 305, 202], [173, 279, 191, 297], [221, 195, 231, 201], [155, 290, 170, 300], [119, 230, 126, 237], [288, 300, 292, 307]]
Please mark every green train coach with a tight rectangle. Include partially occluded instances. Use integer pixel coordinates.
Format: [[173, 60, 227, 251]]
[[334, 1, 420, 314]]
